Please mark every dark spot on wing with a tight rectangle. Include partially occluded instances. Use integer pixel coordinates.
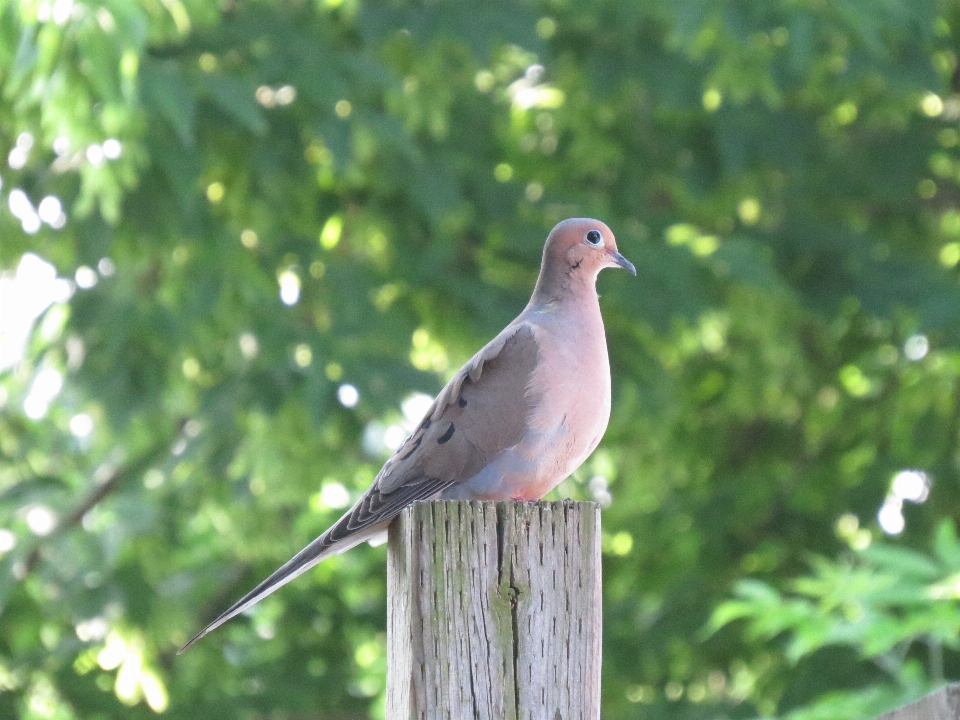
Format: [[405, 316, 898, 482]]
[[437, 423, 456, 444], [419, 417, 432, 430], [400, 436, 422, 460], [458, 396, 467, 408]]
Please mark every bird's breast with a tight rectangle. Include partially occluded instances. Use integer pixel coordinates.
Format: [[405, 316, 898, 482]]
[[443, 305, 613, 502], [523, 311, 611, 487]]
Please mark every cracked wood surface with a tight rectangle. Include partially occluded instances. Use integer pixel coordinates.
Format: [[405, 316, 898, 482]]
[[386, 500, 602, 720], [876, 684, 960, 720]]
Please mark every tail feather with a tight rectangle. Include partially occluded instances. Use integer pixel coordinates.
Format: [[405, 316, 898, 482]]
[[178, 472, 454, 653], [178, 523, 384, 654]]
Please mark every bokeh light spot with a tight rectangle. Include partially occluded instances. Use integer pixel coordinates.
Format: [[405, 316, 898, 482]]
[[737, 197, 760, 225], [26, 505, 57, 536], [494, 163, 513, 182], [337, 383, 359, 407], [903, 334, 929, 361], [921, 92, 944, 117], [279, 270, 301, 305], [294, 343, 313, 367], [69, 413, 94, 438], [320, 215, 343, 249], [939, 242, 960, 268], [206, 182, 225, 204], [702, 88, 722, 112], [320, 481, 350, 509]]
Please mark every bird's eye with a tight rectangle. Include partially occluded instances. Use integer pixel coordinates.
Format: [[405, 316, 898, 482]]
[[585, 229, 603, 246]]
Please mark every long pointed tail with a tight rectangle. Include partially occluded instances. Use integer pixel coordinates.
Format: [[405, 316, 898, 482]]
[[178, 473, 454, 653], [178, 522, 384, 653]]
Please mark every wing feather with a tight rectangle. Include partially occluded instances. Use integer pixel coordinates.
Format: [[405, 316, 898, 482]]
[[378, 322, 540, 492]]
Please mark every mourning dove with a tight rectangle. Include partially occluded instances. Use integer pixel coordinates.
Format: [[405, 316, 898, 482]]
[[180, 218, 634, 652]]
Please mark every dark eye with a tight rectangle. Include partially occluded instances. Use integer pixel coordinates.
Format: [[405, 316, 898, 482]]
[[585, 229, 603, 245]]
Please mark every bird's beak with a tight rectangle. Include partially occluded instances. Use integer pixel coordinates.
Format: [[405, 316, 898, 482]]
[[609, 251, 636, 276]]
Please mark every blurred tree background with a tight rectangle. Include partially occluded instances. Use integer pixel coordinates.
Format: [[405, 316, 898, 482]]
[[1, 0, 959, 718]]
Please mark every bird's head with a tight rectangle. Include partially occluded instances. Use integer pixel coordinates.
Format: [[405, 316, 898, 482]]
[[544, 217, 636, 280]]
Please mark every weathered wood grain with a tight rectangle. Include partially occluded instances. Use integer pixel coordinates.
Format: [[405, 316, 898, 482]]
[[875, 684, 960, 720], [386, 500, 602, 720]]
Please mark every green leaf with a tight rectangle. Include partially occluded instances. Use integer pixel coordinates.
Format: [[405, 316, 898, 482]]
[[200, 74, 268, 135], [861, 545, 941, 581], [933, 520, 960, 570], [141, 58, 196, 146]]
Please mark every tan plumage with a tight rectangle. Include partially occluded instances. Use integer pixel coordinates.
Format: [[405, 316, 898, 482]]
[[179, 218, 634, 652]]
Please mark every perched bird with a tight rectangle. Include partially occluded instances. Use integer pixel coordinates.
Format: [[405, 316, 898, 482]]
[[180, 218, 634, 652]]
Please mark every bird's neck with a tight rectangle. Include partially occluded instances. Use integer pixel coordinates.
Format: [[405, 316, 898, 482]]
[[528, 267, 599, 309]]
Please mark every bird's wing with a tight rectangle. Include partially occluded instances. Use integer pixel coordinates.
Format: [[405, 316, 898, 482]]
[[179, 323, 541, 653], [378, 321, 541, 493]]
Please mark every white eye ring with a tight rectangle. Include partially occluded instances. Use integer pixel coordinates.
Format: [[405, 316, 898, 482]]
[[585, 229, 603, 246]]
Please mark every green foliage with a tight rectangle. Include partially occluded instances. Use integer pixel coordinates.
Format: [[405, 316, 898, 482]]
[[708, 519, 960, 718], [0, 0, 959, 718]]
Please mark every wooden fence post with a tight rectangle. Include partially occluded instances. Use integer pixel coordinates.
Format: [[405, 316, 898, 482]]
[[875, 684, 960, 720], [386, 500, 602, 720]]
